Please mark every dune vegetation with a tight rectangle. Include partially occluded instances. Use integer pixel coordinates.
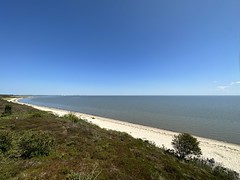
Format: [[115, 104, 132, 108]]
[[0, 96, 239, 180]]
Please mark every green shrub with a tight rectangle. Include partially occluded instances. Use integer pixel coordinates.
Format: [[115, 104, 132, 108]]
[[213, 166, 239, 180], [63, 113, 80, 123], [4, 105, 12, 115], [1, 105, 12, 117], [30, 112, 43, 118], [66, 171, 82, 180], [18, 131, 55, 159], [66, 166, 101, 180], [172, 133, 201, 159], [0, 158, 22, 179], [0, 130, 12, 153]]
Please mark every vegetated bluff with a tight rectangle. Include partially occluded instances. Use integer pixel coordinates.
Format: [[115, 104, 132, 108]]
[[0, 96, 239, 180]]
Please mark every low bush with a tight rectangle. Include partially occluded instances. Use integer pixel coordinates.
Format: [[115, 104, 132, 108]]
[[1, 105, 12, 117], [18, 131, 55, 159], [0, 130, 12, 153], [63, 113, 80, 123], [4, 105, 12, 115], [213, 166, 239, 180], [29, 112, 44, 118], [66, 166, 101, 180]]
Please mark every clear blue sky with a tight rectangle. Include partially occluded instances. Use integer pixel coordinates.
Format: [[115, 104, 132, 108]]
[[0, 0, 240, 95]]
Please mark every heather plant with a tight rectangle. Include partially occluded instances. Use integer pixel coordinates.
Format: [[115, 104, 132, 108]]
[[63, 113, 80, 123], [0, 130, 12, 154], [18, 131, 55, 158], [4, 105, 12, 115], [1, 105, 12, 117], [66, 165, 101, 180], [213, 166, 239, 180]]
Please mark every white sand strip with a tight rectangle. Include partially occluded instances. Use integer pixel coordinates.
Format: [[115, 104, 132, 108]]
[[7, 98, 240, 174]]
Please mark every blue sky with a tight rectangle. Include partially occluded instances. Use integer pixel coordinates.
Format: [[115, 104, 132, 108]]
[[0, 0, 240, 95]]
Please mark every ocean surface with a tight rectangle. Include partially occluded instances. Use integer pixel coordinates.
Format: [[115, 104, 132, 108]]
[[20, 96, 240, 145]]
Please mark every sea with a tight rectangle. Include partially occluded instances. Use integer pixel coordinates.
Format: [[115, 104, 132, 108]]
[[20, 96, 240, 145]]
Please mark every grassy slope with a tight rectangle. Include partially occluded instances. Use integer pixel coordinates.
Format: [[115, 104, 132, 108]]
[[0, 98, 237, 180]]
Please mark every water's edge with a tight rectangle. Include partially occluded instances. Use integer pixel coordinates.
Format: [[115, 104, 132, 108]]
[[20, 96, 240, 145]]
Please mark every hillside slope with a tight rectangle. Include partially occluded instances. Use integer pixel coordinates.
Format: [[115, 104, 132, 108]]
[[0, 97, 238, 179]]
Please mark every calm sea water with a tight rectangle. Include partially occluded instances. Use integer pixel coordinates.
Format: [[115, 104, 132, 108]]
[[20, 96, 240, 144]]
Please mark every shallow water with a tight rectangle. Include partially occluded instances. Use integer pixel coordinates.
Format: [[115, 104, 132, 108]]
[[20, 96, 240, 144]]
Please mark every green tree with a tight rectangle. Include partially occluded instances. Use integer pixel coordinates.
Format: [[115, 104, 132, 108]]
[[171, 133, 201, 159]]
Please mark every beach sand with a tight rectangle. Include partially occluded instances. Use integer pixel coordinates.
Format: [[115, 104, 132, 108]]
[[8, 97, 240, 174]]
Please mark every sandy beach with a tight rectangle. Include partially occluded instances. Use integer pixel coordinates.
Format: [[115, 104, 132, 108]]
[[8, 97, 240, 174]]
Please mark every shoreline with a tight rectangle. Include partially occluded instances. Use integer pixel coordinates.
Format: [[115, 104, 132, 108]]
[[7, 97, 240, 174]]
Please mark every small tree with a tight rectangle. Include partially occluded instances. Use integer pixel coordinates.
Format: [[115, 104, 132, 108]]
[[172, 133, 201, 159]]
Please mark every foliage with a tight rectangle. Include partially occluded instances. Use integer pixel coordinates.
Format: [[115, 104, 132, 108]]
[[29, 111, 44, 118], [66, 166, 101, 180], [1, 105, 12, 116], [18, 130, 55, 158], [0, 157, 23, 180], [172, 133, 202, 159], [213, 166, 239, 180], [0, 130, 12, 153], [5, 105, 12, 114], [63, 113, 80, 123], [0, 98, 239, 179]]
